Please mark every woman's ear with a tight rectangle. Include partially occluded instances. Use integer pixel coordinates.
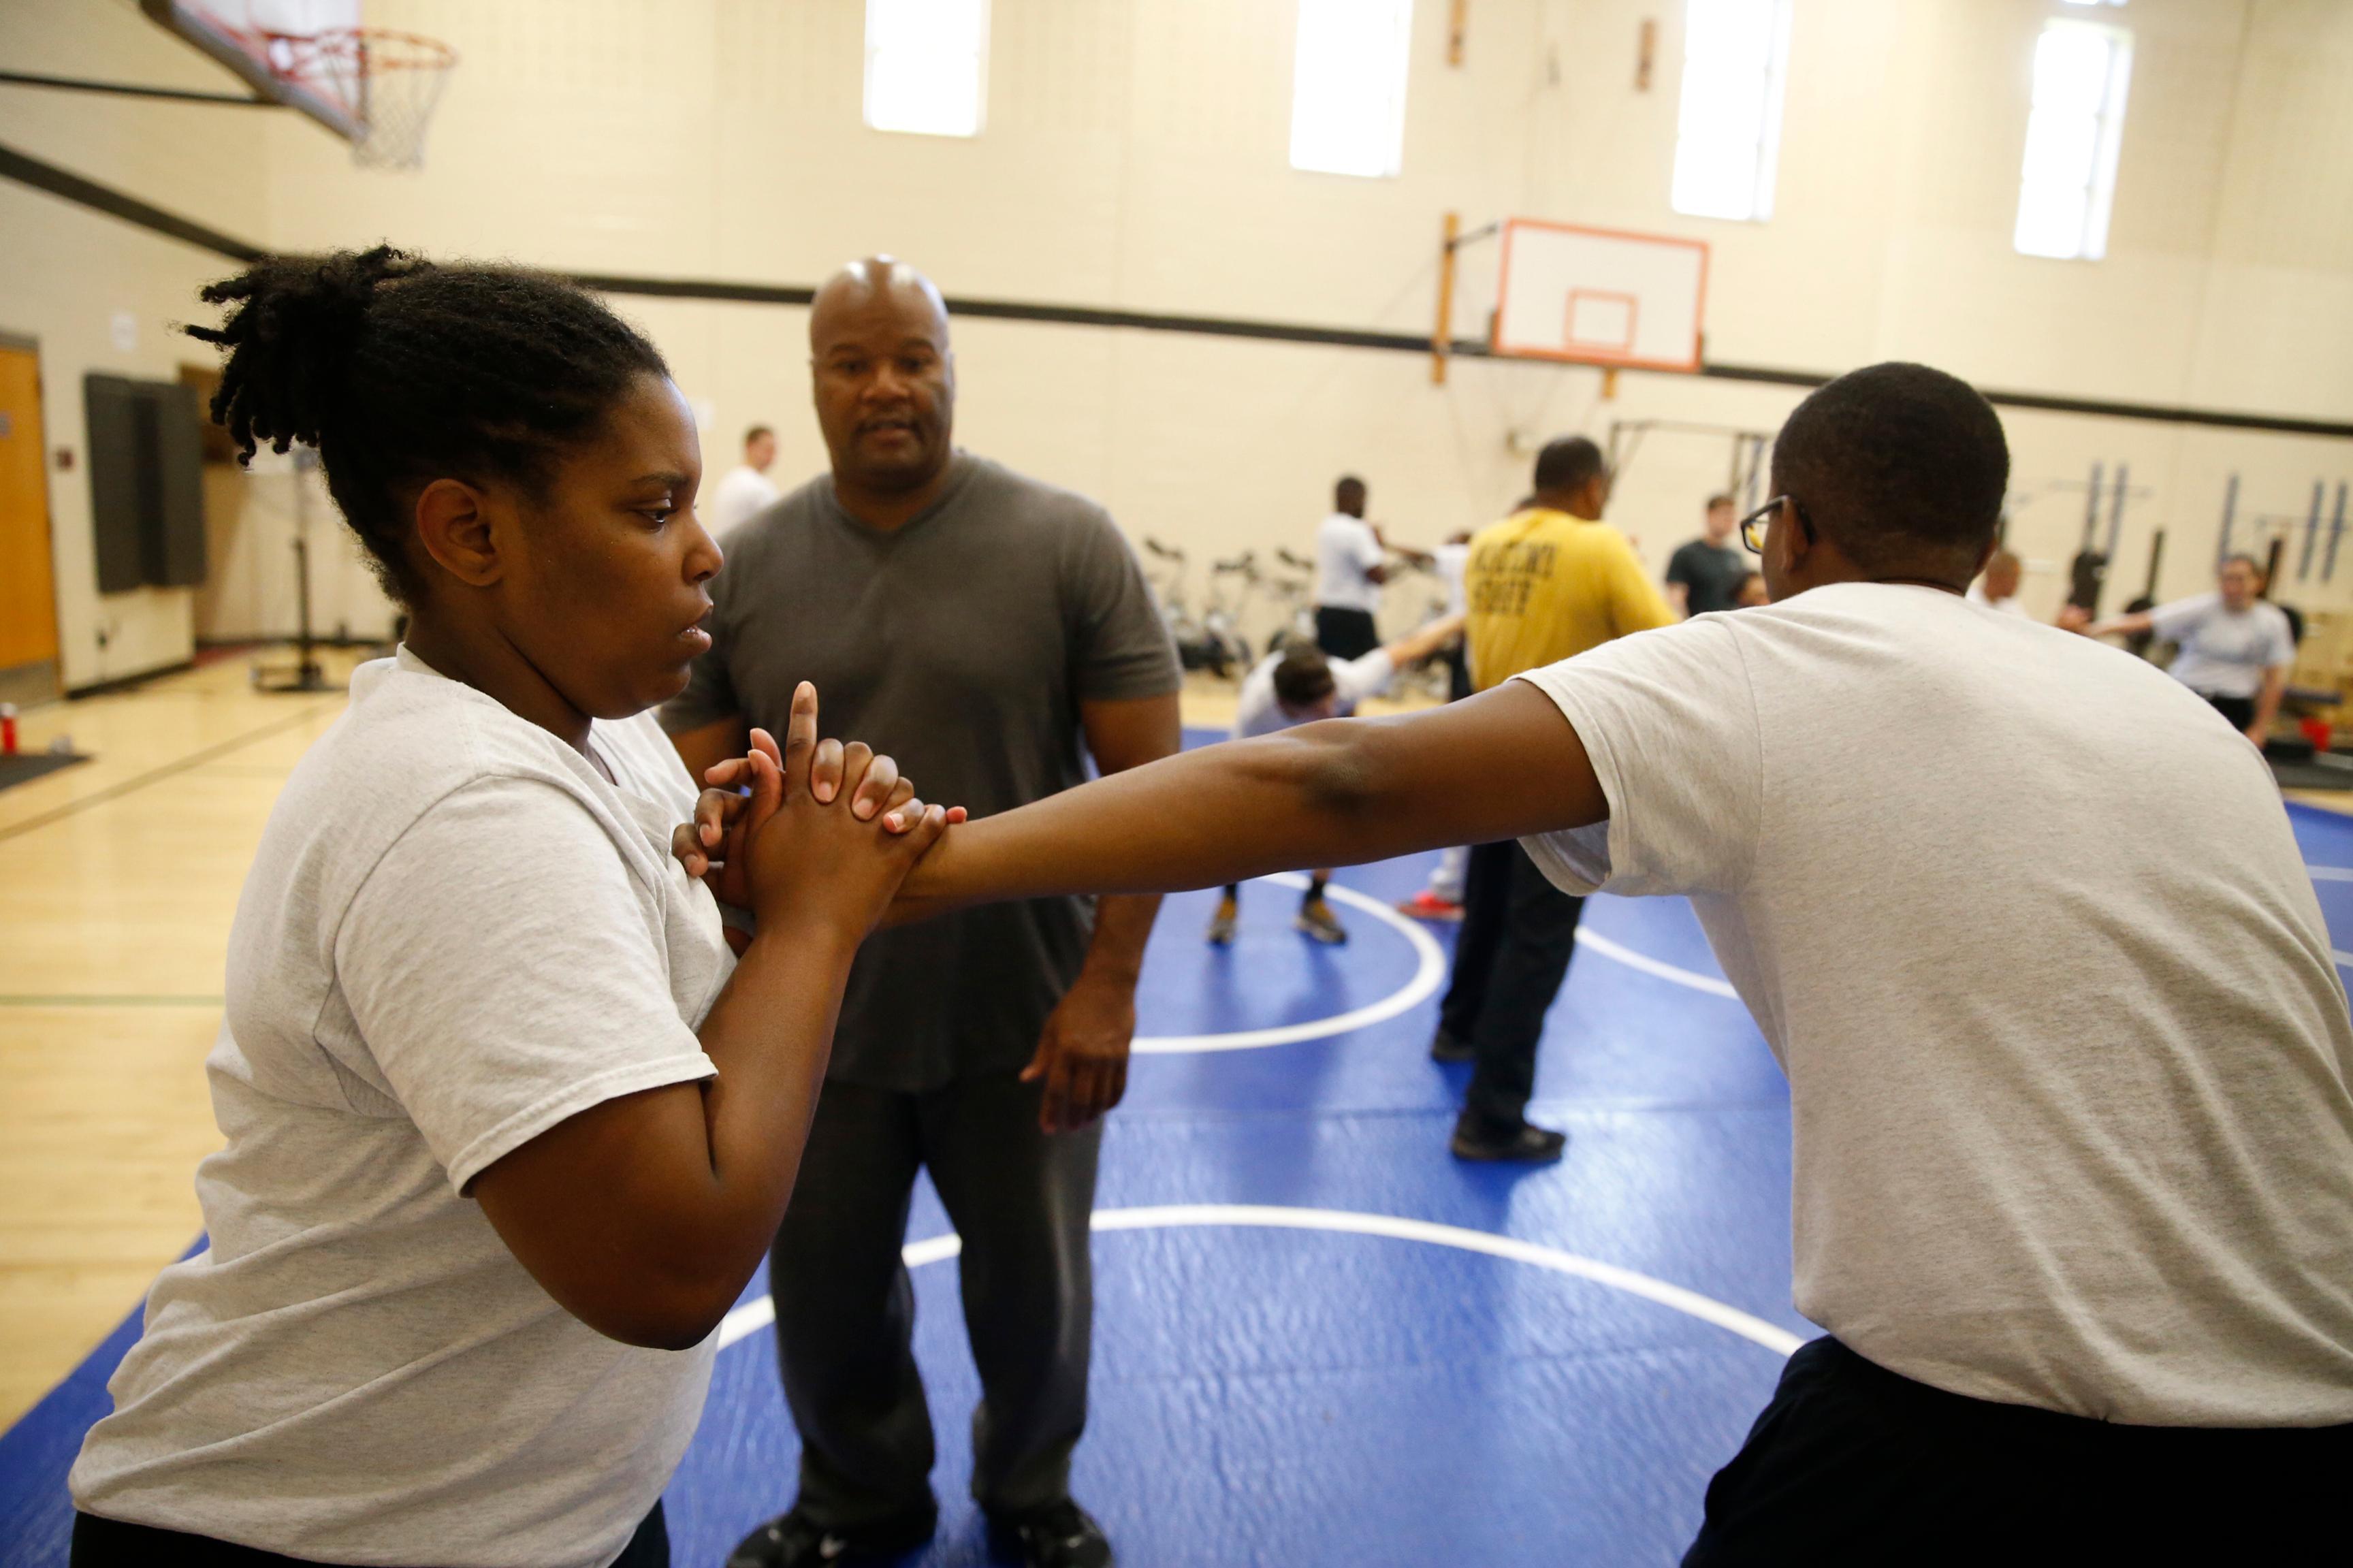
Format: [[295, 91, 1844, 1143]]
[[413, 477, 502, 588]]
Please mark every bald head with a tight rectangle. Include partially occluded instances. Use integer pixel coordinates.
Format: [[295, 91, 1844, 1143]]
[[810, 255, 950, 350], [808, 255, 957, 506]]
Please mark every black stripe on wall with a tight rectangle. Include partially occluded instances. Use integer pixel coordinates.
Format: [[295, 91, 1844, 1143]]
[[7, 140, 2347, 443]]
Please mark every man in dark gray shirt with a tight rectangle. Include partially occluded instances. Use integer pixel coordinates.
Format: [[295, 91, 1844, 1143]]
[[665, 258, 1179, 1568], [1665, 492, 1750, 618]]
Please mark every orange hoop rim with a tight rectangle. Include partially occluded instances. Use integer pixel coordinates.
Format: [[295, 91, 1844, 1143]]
[[263, 25, 460, 77]]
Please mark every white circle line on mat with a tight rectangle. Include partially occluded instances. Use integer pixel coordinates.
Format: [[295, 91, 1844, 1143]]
[[715, 1203, 1802, 1358], [1575, 929, 1741, 999], [2307, 865, 2353, 881], [1129, 874, 1446, 1053]]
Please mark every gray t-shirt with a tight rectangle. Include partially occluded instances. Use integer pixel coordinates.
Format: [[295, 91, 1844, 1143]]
[[2150, 591, 2295, 699], [71, 650, 727, 1567], [1518, 583, 2353, 1426], [664, 452, 1179, 1091]]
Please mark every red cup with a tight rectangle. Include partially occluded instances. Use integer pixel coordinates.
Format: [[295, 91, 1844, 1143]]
[[0, 703, 16, 756], [2301, 717, 2333, 753]]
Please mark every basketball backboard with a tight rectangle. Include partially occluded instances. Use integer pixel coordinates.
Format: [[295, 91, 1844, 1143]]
[[1492, 219, 1709, 374], [140, 0, 365, 141]]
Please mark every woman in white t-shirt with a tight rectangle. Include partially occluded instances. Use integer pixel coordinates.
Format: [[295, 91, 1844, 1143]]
[[67, 249, 951, 1568], [2089, 553, 2295, 746]]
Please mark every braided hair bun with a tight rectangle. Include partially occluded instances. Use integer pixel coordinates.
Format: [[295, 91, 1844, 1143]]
[[187, 246, 669, 604]]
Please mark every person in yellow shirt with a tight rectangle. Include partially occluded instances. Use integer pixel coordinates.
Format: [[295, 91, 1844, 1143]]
[[1433, 436, 1675, 1161]]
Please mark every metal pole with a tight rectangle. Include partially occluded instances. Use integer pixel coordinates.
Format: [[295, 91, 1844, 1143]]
[[2328, 481, 2350, 583], [2299, 479, 2324, 581], [2104, 461, 2126, 564], [2083, 462, 2104, 551], [2218, 473, 2238, 563]]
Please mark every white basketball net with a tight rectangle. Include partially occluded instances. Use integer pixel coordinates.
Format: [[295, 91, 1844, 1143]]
[[268, 27, 458, 170]]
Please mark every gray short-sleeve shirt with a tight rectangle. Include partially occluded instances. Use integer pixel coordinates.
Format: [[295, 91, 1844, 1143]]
[[664, 452, 1180, 1091]]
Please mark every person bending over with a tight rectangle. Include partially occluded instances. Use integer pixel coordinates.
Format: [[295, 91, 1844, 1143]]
[[2085, 552, 2292, 747], [715, 361, 2353, 1559], [1206, 611, 1464, 946], [69, 250, 950, 1568]]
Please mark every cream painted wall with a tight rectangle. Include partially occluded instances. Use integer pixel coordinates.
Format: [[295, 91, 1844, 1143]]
[[0, 0, 278, 688], [5, 0, 2350, 673]]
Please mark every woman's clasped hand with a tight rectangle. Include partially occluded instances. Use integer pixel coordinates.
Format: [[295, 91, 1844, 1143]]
[[671, 679, 967, 944]]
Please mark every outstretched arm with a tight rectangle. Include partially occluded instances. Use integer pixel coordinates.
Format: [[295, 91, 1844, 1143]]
[[1379, 611, 1467, 670], [2083, 609, 2155, 639], [896, 680, 1604, 917]]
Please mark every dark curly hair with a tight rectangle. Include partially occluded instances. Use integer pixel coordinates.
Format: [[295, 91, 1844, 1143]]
[[186, 246, 669, 605], [1772, 362, 2010, 576]]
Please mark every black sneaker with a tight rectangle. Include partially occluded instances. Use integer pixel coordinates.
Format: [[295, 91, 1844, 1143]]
[[727, 1506, 937, 1567], [985, 1499, 1115, 1568], [1450, 1121, 1567, 1163], [1428, 1026, 1473, 1063]]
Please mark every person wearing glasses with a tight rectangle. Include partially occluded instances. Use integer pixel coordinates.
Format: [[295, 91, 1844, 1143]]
[[852, 361, 2353, 1556], [1428, 436, 1676, 1162]]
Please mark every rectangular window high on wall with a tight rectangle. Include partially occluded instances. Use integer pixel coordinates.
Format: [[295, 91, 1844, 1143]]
[[1669, 0, 1792, 223], [2013, 19, 2132, 260], [864, 0, 989, 138], [1289, 0, 1415, 179]]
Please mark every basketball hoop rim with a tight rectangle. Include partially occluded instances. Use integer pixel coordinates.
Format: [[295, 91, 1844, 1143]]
[[263, 25, 460, 75]]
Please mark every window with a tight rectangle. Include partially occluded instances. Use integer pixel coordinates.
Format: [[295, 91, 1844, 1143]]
[[863, 0, 989, 138], [1289, 0, 1415, 180], [2013, 19, 2132, 260], [1669, 0, 1793, 223]]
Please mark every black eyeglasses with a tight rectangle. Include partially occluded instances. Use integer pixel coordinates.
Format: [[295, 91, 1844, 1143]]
[[1738, 495, 1815, 555]]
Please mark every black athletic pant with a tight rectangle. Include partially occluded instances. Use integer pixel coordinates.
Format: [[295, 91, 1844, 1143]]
[[773, 1071, 1101, 1531], [72, 1502, 669, 1566], [2200, 691, 2256, 731], [1314, 605, 1380, 660], [1685, 1337, 2353, 1563], [1439, 840, 1585, 1134]]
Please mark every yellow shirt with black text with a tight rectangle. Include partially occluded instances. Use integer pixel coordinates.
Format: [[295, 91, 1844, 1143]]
[[1463, 507, 1677, 689]]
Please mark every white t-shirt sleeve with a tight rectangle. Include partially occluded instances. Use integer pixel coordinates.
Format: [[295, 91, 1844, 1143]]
[[334, 776, 718, 1193], [1233, 655, 1281, 739], [2149, 593, 2214, 645], [2258, 607, 2295, 669], [1509, 620, 1763, 899], [1332, 648, 1396, 709]]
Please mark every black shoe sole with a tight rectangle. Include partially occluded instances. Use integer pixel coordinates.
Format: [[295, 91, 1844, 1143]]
[[1450, 1127, 1567, 1163], [1428, 1034, 1473, 1063], [727, 1508, 938, 1568]]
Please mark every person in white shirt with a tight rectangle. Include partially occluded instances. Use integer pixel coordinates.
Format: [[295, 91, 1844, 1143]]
[[1313, 475, 1428, 659], [1964, 546, 2028, 615], [891, 361, 2353, 1558], [1206, 611, 1462, 946], [69, 249, 948, 1568], [707, 423, 782, 539], [2087, 553, 2295, 746]]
